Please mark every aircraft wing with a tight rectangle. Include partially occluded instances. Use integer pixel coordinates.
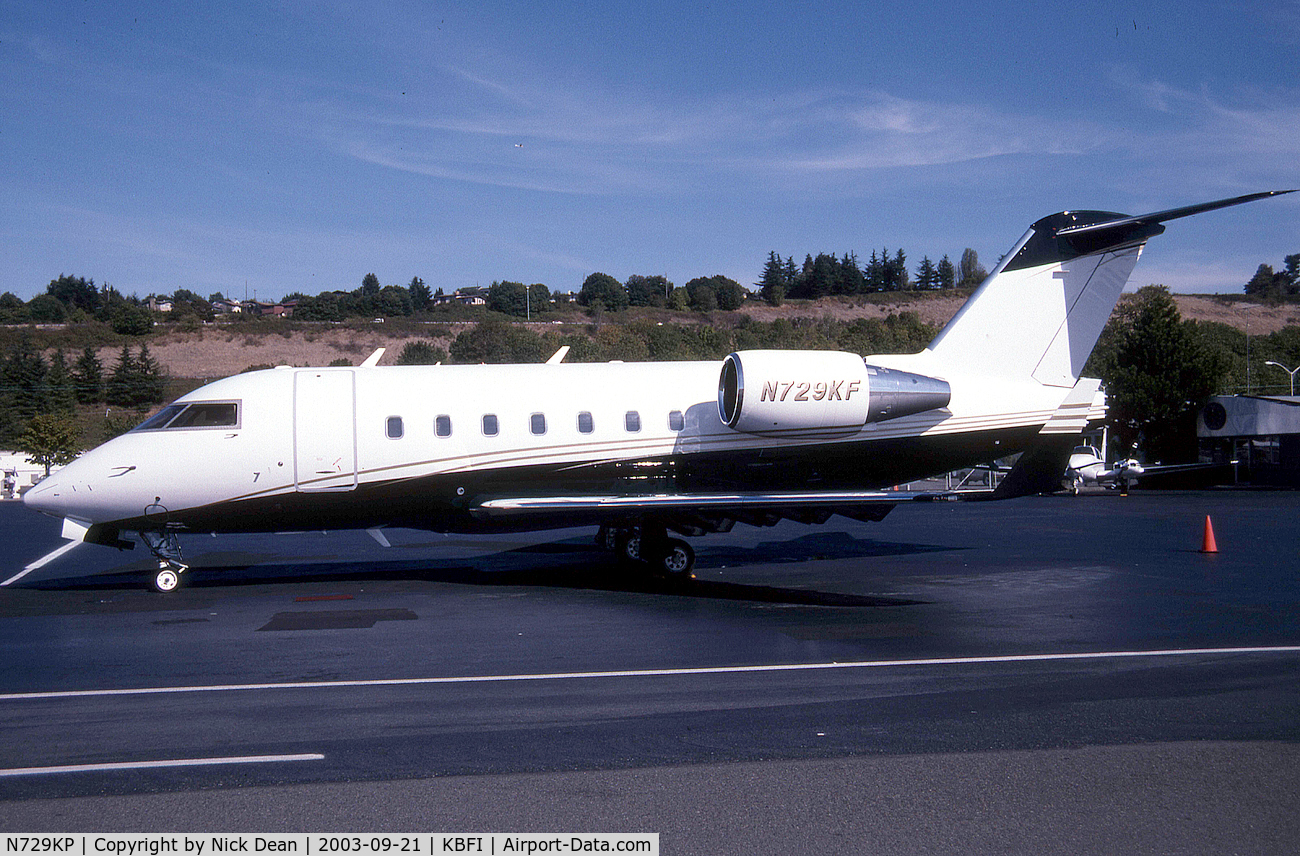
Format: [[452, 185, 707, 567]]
[[471, 488, 962, 529]]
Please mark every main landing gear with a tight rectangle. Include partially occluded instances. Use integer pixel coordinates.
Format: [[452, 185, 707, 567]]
[[596, 522, 696, 578], [140, 531, 189, 593]]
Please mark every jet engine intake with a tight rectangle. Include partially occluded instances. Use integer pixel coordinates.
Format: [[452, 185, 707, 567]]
[[718, 350, 950, 436]]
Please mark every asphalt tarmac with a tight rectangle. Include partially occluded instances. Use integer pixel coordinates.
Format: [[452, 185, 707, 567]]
[[1, 491, 1298, 854]]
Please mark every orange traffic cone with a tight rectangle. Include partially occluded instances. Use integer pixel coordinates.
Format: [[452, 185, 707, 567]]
[[1200, 515, 1218, 554]]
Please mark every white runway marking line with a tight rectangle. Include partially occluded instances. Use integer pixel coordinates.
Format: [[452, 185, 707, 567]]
[[0, 753, 325, 777], [2, 540, 81, 587], [1, 646, 1297, 703]]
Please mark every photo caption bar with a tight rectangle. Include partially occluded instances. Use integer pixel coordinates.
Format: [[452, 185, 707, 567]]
[[0, 835, 659, 856]]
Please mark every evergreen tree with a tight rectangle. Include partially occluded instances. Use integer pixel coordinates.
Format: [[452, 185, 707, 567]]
[[915, 256, 938, 290], [865, 251, 885, 292], [72, 347, 104, 404], [836, 252, 865, 294], [361, 273, 381, 296], [937, 255, 956, 289], [135, 343, 167, 405], [105, 345, 137, 408], [409, 276, 432, 311], [758, 252, 786, 306], [45, 349, 77, 413], [782, 257, 799, 294], [1, 336, 48, 424], [892, 249, 909, 290]]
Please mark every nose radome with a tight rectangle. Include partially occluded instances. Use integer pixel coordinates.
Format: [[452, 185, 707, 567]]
[[21, 475, 64, 515]]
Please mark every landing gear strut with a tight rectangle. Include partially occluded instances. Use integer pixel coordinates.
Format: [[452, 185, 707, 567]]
[[140, 531, 188, 593]]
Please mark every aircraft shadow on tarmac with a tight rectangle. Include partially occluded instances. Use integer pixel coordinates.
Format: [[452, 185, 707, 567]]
[[24, 532, 945, 607]]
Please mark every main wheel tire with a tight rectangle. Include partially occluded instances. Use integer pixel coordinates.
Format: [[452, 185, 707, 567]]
[[153, 568, 180, 593], [617, 530, 642, 564], [658, 539, 695, 577]]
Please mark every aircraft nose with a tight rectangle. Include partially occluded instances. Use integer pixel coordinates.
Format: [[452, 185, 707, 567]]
[[23, 473, 72, 517]]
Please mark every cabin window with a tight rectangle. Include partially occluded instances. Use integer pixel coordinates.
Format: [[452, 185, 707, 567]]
[[435, 415, 452, 437], [530, 413, 547, 435], [133, 401, 240, 431], [482, 414, 499, 436], [668, 410, 684, 431], [386, 416, 404, 439], [577, 412, 594, 434], [625, 411, 641, 432]]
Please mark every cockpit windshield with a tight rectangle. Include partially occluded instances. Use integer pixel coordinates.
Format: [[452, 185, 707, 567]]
[[133, 401, 240, 431]]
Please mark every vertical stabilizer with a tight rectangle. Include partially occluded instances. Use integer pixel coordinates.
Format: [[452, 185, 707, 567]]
[[927, 190, 1296, 386]]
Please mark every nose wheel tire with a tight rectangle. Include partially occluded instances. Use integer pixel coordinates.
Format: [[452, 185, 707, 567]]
[[153, 566, 181, 593]]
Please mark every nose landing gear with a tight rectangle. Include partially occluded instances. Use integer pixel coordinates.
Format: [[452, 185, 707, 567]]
[[140, 530, 188, 593]]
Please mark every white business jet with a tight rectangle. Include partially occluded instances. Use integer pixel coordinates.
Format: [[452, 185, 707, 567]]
[[22, 191, 1295, 592]]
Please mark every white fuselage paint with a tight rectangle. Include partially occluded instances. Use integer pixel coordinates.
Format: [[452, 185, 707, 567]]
[[23, 352, 1068, 533]]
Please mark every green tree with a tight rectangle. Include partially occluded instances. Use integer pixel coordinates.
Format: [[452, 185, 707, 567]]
[[578, 272, 628, 312], [915, 256, 939, 290], [17, 412, 81, 476], [72, 347, 104, 404], [105, 345, 137, 407], [1091, 285, 1224, 462], [626, 275, 671, 308], [711, 275, 746, 310], [0, 335, 48, 425], [937, 255, 956, 289], [449, 317, 545, 363], [105, 345, 165, 409], [109, 303, 154, 335], [409, 276, 432, 311], [0, 293, 26, 323], [134, 343, 167, 405], [376, 285, 413, 317], [958, 248, 987, 287], [361, 273, 381, 296], [45, 349, 77, 413], [758, 251, 786, 306], [684, 277, 718, 311], [46, 274, 100, 313], [488, 281, 529, 317], [396, 340, 448, 365], [26, 294, 67, 323]]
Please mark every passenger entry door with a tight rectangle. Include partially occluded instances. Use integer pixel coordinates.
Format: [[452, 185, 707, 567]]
[[294, 369, 358, 492]]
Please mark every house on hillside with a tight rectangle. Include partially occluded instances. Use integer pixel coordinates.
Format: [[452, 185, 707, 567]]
[[211, 298, 243, 315]]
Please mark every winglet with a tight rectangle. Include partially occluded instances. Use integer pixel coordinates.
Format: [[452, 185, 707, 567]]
[[546, 346, 570, 365], [360, 348, 385, 367]]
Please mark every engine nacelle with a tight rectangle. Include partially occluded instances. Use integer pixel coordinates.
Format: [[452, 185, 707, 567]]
[[718, 350, 950, 436]]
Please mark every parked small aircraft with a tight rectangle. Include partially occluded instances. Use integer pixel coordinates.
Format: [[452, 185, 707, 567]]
[[21, 190, 1295, 591], [1065, 445, 1230, 494]]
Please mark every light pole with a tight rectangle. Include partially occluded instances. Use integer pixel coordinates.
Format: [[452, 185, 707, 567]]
[[1264, 360, 1300, 396]]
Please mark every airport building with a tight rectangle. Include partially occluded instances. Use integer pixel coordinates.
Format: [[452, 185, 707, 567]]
[[1198, 395, 1300, 486]]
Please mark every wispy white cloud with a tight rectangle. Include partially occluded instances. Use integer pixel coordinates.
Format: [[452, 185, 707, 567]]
[[320, 68, 1112, 197]]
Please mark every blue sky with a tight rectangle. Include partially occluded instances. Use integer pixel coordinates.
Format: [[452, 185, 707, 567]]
[[2, 0, 1298, 302]]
